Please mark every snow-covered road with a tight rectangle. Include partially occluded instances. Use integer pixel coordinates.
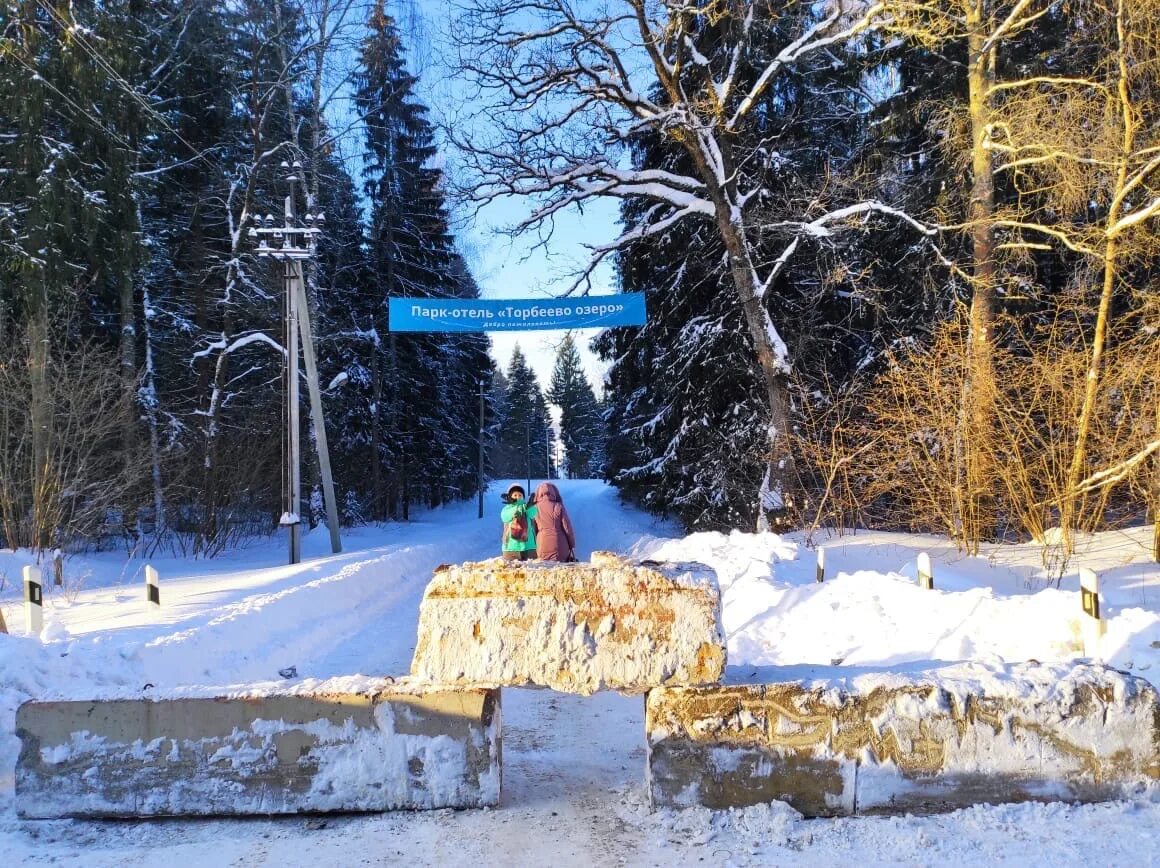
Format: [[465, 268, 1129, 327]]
[[2, 480, 1158, 866]]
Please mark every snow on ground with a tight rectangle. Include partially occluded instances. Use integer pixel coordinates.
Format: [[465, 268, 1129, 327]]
[[1, 480, 1158, 866]]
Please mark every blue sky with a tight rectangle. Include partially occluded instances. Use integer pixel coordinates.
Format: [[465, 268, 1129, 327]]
[[407, 1, 622, 396]]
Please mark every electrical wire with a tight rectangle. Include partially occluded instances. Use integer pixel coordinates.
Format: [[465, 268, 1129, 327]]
[[2, 49, 138, 154], [33, 0, 228, 178]]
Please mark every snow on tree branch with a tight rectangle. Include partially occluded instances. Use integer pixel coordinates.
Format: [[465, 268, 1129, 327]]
[[191, 331, 286, 362]]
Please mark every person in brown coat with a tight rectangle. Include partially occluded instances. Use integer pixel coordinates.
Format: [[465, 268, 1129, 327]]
[[531, 481, 576, 562]]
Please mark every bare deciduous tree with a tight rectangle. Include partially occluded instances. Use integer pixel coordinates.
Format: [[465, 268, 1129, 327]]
[[940, 0, 1160, 553], [446, 0, 925, 529], [879, 0, 1160, 552], [825, 299, 1157, 575], [872, 0, 1066, 548], [0, 328, 142, 553]]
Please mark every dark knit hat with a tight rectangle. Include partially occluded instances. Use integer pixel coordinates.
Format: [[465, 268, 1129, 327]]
[[506, 483, 525, 498]]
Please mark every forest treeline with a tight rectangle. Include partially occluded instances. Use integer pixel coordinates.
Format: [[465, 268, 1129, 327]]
[[2, 1, 1158, 564], [0, 0, 605, 556], [570, 0, 1158, 562]]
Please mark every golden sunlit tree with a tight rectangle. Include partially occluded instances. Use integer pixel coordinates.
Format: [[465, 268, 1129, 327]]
[[874, 0, 1160, 554]]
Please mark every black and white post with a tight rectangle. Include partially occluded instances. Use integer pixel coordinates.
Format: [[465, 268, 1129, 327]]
[[24, 565, 43, 635], [917, 552, 933, 590], [145, 564, 160, 610], [249, 160, 341, 565], [815, 547, 825, 583], [1079, 567, 1105, 656]]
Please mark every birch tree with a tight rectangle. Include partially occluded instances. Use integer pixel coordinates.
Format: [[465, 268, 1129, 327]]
[[854, 0, 1160, 552], [871, 0, 1063, 546], [170, 0, 306, 551], [448, 0, 913, 529], [986, 0, 1160, 553]]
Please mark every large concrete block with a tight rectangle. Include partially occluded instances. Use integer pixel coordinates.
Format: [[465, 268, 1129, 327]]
[[16, 678, 500, 818], [646, 663, 1160, 816], [411, 552, 726, 695]]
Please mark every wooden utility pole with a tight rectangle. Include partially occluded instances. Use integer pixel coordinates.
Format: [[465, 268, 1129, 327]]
[[250, 160, 341, 565]]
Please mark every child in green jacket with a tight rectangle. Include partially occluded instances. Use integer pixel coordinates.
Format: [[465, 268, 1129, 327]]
[[500, 483, 538, 560]]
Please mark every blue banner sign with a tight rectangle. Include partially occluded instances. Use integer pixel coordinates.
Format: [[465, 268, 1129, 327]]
[[388, 293, 646, 332]]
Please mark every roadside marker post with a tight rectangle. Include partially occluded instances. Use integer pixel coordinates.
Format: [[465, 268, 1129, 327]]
[[816, 547, 825, 583], [1079, 568, 1105, 656], [917, 552, 933, 590], [145, 565, 160, 609], [24, 566, 43, 635]]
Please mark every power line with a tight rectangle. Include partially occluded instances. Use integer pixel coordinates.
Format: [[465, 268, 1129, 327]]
[[33, 0, 229, 178], [3, 49, 137, 154]]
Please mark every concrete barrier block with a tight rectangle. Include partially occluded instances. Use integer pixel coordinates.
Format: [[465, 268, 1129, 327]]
[[16, 678, 501, 818], [646, 663, 1160, 816], [411, 552, 725, 695]]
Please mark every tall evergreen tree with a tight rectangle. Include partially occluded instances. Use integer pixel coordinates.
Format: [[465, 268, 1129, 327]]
[[356, 0, 490, 519], [548, 334, 604, 479], [493, 347, 551, 481], [0, 0, 155, 547]]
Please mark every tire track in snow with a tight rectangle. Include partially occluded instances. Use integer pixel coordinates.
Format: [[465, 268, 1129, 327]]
[[138, 535, 495, 687]]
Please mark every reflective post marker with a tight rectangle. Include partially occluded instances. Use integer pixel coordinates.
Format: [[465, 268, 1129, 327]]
[[24, 565, 43, 635], [145, 565, 160, 609], [917, 552, 933, 590], [1080, 568, 1105, 656], [816, 547, 825, 583]]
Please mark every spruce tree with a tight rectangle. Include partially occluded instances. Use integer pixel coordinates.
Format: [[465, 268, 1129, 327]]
[[0, 0, 151, 547], [356, 0, 490, 518], [548, 334, 604, 479], [494, 347, 552, 482]]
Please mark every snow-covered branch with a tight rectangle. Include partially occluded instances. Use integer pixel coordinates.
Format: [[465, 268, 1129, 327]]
[[728, 3, 888, 131], [1069, 439, 1160, 498], [191, 331, 286, 361], [979, 0, 1055, 56], [762, 200, 939, 239], [1108, 196, 1160, 237], [990, 219, 1099, 256]]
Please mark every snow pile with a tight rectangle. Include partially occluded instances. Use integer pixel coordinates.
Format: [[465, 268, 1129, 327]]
[[636, 527, 1160, 675]]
